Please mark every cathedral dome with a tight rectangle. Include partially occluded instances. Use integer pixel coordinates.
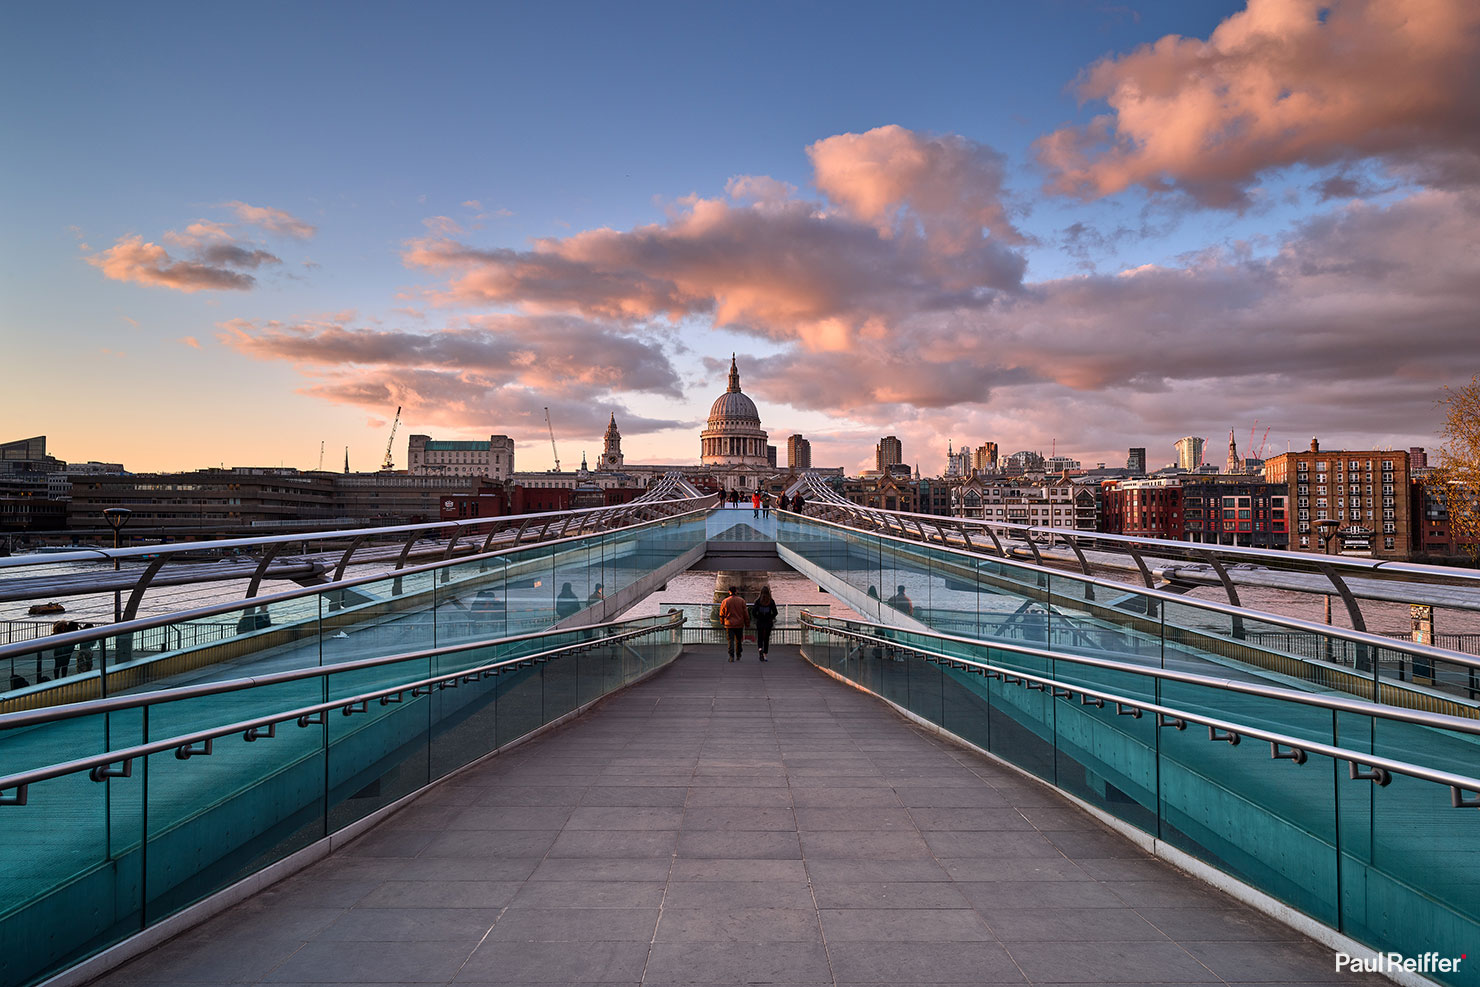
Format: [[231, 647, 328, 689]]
[[700, 356, 769, 467], [708, 389, 759, 424]]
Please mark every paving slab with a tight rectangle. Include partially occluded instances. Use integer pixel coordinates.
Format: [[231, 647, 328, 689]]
[[83, 643, 1377, 987]]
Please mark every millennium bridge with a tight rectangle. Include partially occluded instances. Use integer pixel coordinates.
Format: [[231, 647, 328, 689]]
[[2, 475, 1477, 987]]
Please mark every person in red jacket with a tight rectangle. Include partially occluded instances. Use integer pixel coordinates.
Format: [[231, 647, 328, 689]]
[[751, 491, 761, 517], [719, 586, 749, 661]]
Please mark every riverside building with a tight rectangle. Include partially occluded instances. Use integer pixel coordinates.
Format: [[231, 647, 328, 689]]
[[1264, 437, 1412, 557]]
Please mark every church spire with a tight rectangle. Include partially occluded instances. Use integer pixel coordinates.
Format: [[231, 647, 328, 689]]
[[599, 412, 623, 471], [727, 354, 741, 393]]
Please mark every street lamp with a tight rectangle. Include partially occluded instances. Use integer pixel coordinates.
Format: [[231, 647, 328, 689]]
[[103, 508, 132, 622], [1313, 519, 1342, 625]]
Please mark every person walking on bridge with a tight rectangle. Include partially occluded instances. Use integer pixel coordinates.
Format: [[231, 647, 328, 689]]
[[720, 586, 749, 661], [887, 584, 914, 617], [751, 586, 778, 661], [751, 491, 761, 517]]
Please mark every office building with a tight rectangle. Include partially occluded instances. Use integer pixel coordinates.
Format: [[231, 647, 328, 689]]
[[1174, 436, 1205, 471], [875, 435, 903, 472], [787, 435, 811, 470], [407, 434, 515, 480]]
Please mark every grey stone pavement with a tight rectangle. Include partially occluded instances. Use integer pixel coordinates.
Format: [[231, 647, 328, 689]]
[[89, 644, 1385, 987]]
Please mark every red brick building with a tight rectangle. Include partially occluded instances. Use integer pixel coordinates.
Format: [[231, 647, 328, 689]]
[[1411, 475, 1479, 561], [1100, 478, 1184, 539], [1264, 438, 1411, 558]]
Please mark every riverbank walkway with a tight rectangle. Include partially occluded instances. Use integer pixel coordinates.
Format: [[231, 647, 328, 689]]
[[83, 644, 1378, 986]]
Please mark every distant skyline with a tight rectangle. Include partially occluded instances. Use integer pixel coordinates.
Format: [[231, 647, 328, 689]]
[[4, 0, 1477, 475]]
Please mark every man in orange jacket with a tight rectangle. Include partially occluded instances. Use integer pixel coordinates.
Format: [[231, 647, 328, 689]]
[[719, 586, 749, 661]]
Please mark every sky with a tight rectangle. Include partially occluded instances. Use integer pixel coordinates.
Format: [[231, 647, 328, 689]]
[[3, 0, 1477, 476]]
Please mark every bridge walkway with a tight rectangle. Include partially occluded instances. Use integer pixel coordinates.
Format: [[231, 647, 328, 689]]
[[85, 644, 1376, 987]]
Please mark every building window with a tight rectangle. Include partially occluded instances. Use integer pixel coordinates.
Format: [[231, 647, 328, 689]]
[[1384, 537, 1394, 550]]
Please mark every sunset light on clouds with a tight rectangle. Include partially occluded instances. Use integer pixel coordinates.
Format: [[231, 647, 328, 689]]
[[4, 0, 1477, 474]]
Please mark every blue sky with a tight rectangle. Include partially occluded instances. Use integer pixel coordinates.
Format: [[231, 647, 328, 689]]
[[4, 0, 1476, 474]]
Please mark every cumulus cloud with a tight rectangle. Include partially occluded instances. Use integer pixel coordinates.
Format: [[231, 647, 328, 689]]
[[402, 126, 1026, 353], [808, 125, 1025, 248], [223, 201, 317, 238], [219, 313, 688, 435], [162, 220, 234, 248], [87, 235, 261, 292], [197, 243, 281, 269], [1037, 0, 1480, 206], [743, 188, 1480, 453], [86, 208, 307, 292]]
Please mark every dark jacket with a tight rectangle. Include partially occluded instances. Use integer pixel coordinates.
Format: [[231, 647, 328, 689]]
[[752, 598, 779, 627]]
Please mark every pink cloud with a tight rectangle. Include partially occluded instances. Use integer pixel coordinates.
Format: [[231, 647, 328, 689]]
[[87, 235, 260, 292], [162, 220, 234, 248], [1037, 0, 1480, 206], [741, 187, 1480, 452], [402, 128, 1027, 353], [179, 336, 201, 348], [218, 314, 688, 436], [223, 201, 317, 238], [808, 125, 1024, 248]]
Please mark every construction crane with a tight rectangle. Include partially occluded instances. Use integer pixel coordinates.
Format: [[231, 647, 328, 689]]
[[317, 440, 325, 472], [1253, 426, 1271, 460], [381, 406, 401, 471], [544, 407, 561, 472]]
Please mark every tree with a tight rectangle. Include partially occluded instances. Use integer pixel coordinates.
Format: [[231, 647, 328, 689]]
[[1433, 375, 1480, 563]]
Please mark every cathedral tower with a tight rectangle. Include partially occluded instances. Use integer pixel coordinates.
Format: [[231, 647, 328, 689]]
[[597, 413, 624, 471]]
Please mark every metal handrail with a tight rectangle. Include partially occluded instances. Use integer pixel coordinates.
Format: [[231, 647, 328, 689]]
[[0, 492, 714, 571], [795, 495, 1480, 634], [799, 494, 1480, 585], [799, 616, 1480, 809], [784, 509, 1480, 673], [798, 612, 1480, 735], [0, 503, 712, 661], [0, 612, 684, 730], [0, 611, 685, 805]]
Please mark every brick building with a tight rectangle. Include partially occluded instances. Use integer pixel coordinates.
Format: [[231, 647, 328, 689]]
[[1410, 476, 1479, 561], [1100, 478, 1184, 539], [953, 477, 1095, 530], [1264, 438, 1411, 557]]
